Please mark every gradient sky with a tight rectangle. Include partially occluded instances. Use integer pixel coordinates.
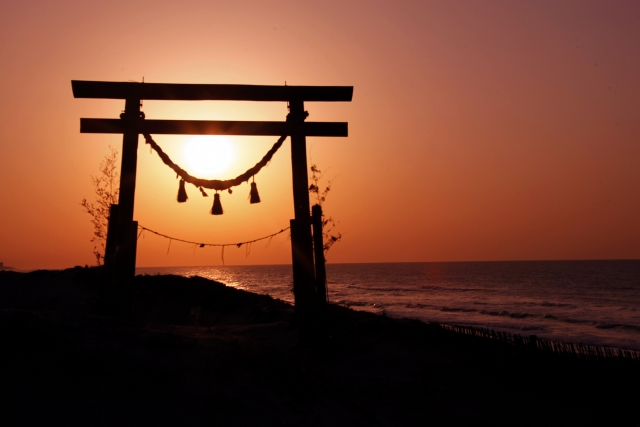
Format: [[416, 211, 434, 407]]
[[1, 0, 639, 269]]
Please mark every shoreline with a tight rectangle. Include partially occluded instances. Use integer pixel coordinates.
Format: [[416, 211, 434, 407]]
[[1, 267, 638, 425], [139, 258, 640, 267], [138, 261, 640, 353]]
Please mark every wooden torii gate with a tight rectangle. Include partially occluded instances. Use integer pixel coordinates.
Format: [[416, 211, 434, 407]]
[[72, 80, 352, 319]]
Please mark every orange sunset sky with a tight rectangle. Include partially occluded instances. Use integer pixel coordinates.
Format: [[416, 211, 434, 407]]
[[1, 1, 639, 269]]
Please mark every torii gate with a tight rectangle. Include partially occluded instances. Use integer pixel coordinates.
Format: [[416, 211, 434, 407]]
[[72, 80, 352, 319]]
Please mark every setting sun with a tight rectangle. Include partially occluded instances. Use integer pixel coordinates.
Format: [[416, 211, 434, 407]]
[[182, 136, 236, 177]]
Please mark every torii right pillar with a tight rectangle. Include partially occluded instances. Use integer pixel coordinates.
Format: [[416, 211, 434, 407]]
[[288, 99, 317, 321]]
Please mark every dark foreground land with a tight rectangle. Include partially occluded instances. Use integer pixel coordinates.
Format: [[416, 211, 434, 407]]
[[0, 267, 638, 426]]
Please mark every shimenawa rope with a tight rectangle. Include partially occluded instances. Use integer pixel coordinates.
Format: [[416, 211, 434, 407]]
[[141, 110, 308, 192]]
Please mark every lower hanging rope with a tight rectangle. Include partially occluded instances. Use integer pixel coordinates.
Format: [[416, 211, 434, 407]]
[[137, 224, 290, 264]]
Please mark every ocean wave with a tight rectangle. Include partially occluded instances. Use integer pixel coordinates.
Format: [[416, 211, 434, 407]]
[[346, 285, 424, 293], [340, 283, 494, 294], [405, 303, 427, 309], [542, 315, 640, 332], [539, 301, 575, 308], [518, 301, 576, 309], [440, 306, 476, 313], [480, 309, 532, 319], [334, 299, 385, 309], [595, 323, 640, 333], [421, 285, 492, 293], [555, 316, 593, 325], [342, 301, 369, 307]]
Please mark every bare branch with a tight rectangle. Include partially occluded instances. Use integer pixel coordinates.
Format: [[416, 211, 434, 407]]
[[309, 162, 342, 254]]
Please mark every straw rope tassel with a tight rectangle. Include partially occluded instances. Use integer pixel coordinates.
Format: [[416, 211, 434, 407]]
[[177, 179, 188, 203], [249, 181, 261, 204], [211, 193, 223, 215]]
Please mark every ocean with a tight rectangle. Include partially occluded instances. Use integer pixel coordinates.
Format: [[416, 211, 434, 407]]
[[137, 260, 640, 351]]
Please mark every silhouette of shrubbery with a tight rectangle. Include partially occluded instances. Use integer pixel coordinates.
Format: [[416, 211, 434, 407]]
[[308, 163, 342, 253], [80, 147, 119, 265]]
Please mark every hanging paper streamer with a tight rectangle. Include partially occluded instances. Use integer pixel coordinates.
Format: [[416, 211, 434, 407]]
[[211, 193, 223, 215], [177, 179, 188, 203], [199, 187, 209, 197]]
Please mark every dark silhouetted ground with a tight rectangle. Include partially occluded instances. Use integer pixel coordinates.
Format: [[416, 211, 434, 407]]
[[1, 267, 638, 426]]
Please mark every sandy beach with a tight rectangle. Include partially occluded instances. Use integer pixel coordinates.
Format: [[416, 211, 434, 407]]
[[1, 267, 638, 426]]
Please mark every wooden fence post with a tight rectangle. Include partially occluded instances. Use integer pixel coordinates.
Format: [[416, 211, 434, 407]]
[[312, 204, 327, 308], [104, 203, 119, 271], [125, 220, 138, 317], [95, 203, 120, 315]]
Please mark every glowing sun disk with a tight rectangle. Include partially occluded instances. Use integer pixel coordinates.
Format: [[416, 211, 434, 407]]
[[182, 136, 236, 177]]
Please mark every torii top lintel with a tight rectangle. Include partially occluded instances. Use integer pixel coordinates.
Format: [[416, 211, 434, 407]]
[[72, 80, 353, 102], [72, 80, 352, 137]]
